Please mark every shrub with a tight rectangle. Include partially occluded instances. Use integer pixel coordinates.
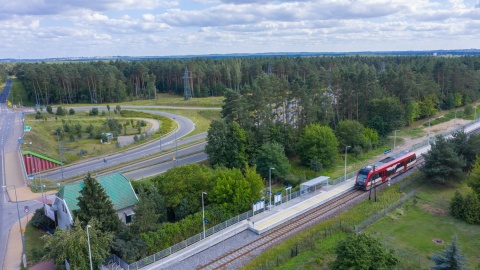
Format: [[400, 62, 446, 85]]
[[90, 107, 99, 116], [69, 108, 75, 115], [46, 105, 53, 114], [35, 111, 42, 119], [56, 106, 66, 116], [30, 208, 55, 230]]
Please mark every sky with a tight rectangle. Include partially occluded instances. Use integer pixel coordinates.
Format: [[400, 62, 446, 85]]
[[0, 0, 479, 59]]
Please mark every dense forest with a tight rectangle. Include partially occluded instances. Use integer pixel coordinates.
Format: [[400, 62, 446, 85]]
[[12, 56, 480, 131]]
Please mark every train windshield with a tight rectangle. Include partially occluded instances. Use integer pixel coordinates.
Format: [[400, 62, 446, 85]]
[[356, 170, 369, 185]]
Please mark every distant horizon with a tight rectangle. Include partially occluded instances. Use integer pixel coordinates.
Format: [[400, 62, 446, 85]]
[[2, 48, 480, 62]]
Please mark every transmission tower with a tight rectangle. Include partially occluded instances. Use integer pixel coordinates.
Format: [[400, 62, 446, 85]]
[[183, 66, 193, 100]]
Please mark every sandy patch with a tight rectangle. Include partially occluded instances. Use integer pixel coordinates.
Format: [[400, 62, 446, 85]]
[[419, 204, 447, 215]]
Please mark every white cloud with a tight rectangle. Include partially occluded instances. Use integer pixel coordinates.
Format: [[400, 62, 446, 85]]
[[1, 0, 480, 58]]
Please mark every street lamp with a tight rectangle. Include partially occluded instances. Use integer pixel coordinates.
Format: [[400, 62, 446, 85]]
[[202, 192, 207, 239], [393, 130, 400, 153], [27, 142, 37, 190], [86, 225, 93, 270], [54, 130, 65, 181], [2, 185, 26, 267], [344, 146, 351, 182], [173, 118, 178, 166], [269, 168, 275, 210], [159, 125, 162, 152]]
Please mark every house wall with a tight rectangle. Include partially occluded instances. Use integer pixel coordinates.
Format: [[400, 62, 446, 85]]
[[116, 206, 135, 224], [54, 198, 73, 230]]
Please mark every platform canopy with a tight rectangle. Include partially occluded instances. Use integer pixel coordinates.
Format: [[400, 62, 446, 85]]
[[300, 176, 330, 192]]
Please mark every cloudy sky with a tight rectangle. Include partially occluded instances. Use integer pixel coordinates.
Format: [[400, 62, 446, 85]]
[[1, 0, 479, 59]]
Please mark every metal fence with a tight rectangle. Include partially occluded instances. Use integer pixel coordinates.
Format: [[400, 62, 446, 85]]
[[355, 190, 416, 232]]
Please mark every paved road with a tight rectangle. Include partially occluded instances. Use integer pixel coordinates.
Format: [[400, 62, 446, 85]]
[[0, 80, 42, 269]]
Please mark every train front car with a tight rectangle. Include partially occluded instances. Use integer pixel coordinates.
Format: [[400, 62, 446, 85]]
[[355, 167, 372, 190], [355, 150, 416, 191]]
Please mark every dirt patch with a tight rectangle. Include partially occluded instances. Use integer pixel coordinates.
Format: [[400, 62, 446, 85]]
[[419, 204, 447, 215], [432, 239, 444, 245]]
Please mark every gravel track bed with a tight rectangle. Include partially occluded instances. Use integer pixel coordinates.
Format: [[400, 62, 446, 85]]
[[161, 230, 260, 270]]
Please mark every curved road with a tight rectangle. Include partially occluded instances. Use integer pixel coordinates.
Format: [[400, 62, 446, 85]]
[[41, 110, 203, 181]]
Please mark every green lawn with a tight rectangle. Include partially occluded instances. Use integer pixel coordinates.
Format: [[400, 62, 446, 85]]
[[364, 181, 480, 269], [24, 223, 49, 267], [243, 176, 480, 270]]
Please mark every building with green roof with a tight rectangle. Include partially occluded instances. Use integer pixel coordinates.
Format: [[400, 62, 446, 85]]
[[52, 173, 138, 229]]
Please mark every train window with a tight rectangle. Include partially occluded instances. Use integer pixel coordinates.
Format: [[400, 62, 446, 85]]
[[357, 171, 368, 185]]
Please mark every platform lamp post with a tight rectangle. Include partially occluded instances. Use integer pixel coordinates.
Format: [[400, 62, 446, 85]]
[[86, 224, 93, 270], [393, 130, 400, 153], [2, 185, 26, 268], [269, 168, 275, 210], [344, 146, 351, 182], [202, 192, 207, 239]]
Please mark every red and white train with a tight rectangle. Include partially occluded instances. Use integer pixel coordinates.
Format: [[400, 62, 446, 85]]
[[355, 150, 417, 190]]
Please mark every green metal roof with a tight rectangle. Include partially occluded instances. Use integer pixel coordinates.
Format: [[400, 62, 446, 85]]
[[22, 151, 63, 165], [58, 173, 138, 212]]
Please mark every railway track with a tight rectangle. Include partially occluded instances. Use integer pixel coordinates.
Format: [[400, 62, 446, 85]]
[[196, 189, 364, 270]]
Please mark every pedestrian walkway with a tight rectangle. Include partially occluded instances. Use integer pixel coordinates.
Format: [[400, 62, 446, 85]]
[[3, 212, 33, 270], [5, 186, 57, 203]]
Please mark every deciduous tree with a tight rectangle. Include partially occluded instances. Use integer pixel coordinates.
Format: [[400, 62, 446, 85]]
[[330, 233, 398, 270], [43, 218, 113, 270], [255, 142, 291, 179], [205, 120, 247, 169], [298, 124, 338, 167]]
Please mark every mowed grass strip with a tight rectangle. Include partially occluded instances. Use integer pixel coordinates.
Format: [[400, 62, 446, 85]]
[[364, 182, 480, 269]]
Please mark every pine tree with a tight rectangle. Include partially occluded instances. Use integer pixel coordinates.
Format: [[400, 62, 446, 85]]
[[450, 191, 465, 220], [431, 235, 468, 270], [74, 173, 121, 233]]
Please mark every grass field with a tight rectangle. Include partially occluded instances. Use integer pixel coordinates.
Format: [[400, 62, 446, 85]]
[[243, 176, 480, 270], [24, 223, 49, 267], [364, 182, 480, 269]]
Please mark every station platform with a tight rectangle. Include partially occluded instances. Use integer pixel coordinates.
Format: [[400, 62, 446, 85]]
[[249, 177, 356, 234]]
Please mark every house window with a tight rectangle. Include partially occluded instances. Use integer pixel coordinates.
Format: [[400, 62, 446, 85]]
[[124, 212, 134, 224]]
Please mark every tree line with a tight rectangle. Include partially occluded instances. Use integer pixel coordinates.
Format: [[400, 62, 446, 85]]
[[12, 56, 480, 113]]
